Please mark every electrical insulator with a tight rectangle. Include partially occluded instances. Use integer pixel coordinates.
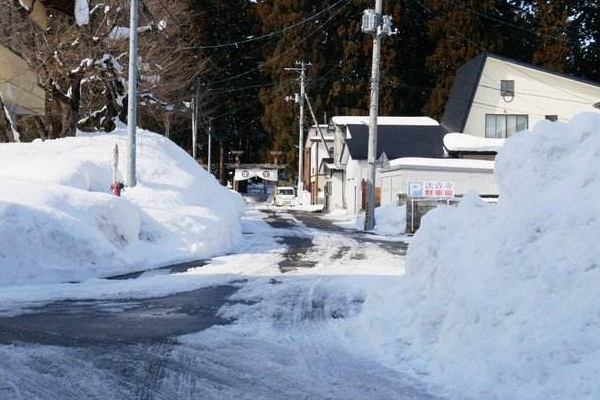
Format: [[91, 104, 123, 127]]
[[361, 9, 379, 35], [381, 15, 397, 36]]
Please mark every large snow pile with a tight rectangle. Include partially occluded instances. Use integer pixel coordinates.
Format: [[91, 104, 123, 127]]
[[381, 113, 600, 399], [0, 127, 244, 286], [355, 203, 406, 235]]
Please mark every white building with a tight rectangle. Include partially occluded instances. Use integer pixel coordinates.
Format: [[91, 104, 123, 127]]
[[304, 124, 334, 205], [312, 53, 600, 214], [442, 52, 600, 140], [378, 158, 497, 206], [323, 116, 447, 214]]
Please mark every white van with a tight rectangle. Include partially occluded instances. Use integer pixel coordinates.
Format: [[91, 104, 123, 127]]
[[274, 186, 295, 207]]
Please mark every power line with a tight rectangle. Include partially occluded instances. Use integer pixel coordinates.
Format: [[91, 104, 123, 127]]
[[152, 0, 182, 29], [436, 0, 600, 52], [181, 0, 349, 50], [207, 0, 355, 87], [408, 0, 595, 107]]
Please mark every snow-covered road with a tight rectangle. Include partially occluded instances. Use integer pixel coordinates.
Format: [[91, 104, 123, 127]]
[[0, 207, 450, 400]]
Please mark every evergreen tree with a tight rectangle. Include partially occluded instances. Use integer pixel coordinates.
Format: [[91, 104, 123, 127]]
[[532, 0, 572, 72], [255, 0, 408, 179], [421, 0, 504, 120], [188, 0, 265, 164], [570, 0, 600, 80]]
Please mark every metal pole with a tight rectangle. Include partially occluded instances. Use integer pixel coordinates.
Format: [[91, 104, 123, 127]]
[[126, 0, 139, 187], [207, 120, 212, 174], [192, 85, 199, 160], [364, 0, 383, 231], [113, 144, 119, 184], [314, 138, 319, 205], [219, 140, 225, 185], [165, 112, 170, 139], [298, 61, 306, 194]]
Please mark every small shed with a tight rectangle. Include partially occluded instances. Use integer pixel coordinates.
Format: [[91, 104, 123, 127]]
[[378, 157, 498, 206]]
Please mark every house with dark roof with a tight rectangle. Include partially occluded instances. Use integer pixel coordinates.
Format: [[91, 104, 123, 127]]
[[314, 53, 600, 214], [442, 52, 600, 156], [322, 116, 446, 213]]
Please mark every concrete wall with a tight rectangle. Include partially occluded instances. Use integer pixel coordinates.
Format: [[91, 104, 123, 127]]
[[463, 57, 600, 137], [0, 44, 45, 116], [379, 166, 498, 206]]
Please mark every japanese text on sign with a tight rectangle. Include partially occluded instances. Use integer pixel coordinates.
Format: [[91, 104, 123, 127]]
[[409, 181, 454, 198]]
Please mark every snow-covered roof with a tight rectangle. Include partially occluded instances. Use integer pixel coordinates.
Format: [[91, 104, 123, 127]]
[[309, 134, 334, 141], [331, 116, 439, 127], [386, 157, 495, 171], [443, 133, 505, 153]]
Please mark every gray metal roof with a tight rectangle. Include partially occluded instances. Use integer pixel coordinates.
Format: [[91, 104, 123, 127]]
[[441, 53, 487, 133], [344, 124, 447, 160]]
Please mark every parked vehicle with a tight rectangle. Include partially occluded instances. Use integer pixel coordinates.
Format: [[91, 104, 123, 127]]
[[274, 186, 295, 206]]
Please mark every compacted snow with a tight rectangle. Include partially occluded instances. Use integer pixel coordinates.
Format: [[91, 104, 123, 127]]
[[329, 203, 407, 236], [0, 127, 244, 286], [355, 113, 600, 400]]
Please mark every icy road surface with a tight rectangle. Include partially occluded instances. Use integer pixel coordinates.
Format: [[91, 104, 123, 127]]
[[0, 208, 449, 400]]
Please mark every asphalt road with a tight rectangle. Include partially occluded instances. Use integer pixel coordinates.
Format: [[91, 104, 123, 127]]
[[0, 208, 446, 400]]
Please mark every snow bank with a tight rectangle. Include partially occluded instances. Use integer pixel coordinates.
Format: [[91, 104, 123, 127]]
[[0, 127, 244, 286], [355, 203, 406, 235], [332, 116, 439, 126], [74, 0, 89, 26], [443, 132, 505, 152], [381, 113, 600, 399]]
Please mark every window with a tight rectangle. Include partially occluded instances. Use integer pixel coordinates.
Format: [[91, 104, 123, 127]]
[[545, 115, 558, 122], [485, 114, 528, 138], [500, 80, 515, 97]]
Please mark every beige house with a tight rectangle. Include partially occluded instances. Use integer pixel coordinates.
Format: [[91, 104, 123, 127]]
[[0, 0, 53, 119], [442, 53, 600, 140]]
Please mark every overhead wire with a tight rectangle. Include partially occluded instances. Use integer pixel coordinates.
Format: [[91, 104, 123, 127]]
[[206, 0, 355, 87], [436, 0, 600, 52], [408, 0, 597, 109], [179, 0, 349, 50]]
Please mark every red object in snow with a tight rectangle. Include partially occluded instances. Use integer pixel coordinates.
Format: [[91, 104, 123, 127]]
[[111, 182, 125, 197]]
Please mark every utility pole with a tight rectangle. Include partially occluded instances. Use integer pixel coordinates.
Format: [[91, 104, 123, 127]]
[[362, 1, 396, 230], [192, 84, 200, 160], [207, 119, 212, 174], [165, 111, 171, 139], [126, 0, 139, 187], [284, 61, 308, 198], [219, 140, 225, 186]]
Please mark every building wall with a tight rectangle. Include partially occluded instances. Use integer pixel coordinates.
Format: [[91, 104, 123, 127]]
[[342, 158, 368, 215], [0, 44, 45, 116], [21, 0, 48, 29], [325, 171, 345, 211], [379, 167, 498, 206], [308, 140, 331, 204], [463, 57, 600, 137]]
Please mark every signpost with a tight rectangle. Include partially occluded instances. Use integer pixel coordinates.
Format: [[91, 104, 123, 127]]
[[408, 181, 455, 199], [407, 181, 456, 233]]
